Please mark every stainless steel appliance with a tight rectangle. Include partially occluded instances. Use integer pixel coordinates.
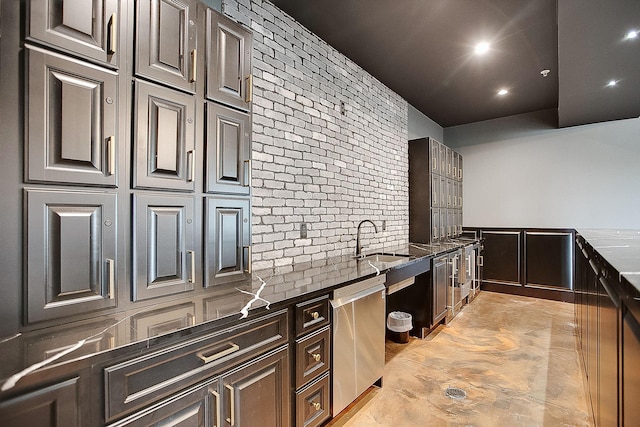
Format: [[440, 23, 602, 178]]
[[331, 274, 386, 415]]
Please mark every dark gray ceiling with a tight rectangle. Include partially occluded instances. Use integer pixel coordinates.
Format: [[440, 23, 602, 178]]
[[269, 0, 640, 128]]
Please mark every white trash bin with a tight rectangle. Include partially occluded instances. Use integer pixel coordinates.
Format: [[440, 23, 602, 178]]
[[387, 311, 412, 343]]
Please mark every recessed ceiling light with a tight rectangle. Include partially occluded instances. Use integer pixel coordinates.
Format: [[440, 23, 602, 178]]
[[497, 89, 508, 96], [607, 80, 617, 87], [474, 42, 490, 55], [625, 30, 638, 40]]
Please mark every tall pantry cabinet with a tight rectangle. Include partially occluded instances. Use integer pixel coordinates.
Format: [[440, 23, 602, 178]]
[[409, 137, 464, 244], [5, 0, 254, 333]]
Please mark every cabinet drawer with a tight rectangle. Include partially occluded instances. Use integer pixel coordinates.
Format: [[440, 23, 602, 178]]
[[295, 326, 330, 389], [295, 295, 330, 337], [104, 309, 287, 421], [295, 373, 330, 427]]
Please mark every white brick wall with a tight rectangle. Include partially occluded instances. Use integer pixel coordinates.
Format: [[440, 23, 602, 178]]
[[223, 0, 409, 270]]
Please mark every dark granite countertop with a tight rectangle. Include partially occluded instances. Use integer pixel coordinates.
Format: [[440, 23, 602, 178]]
[[577, 229, 640, 293], [0, 240, 477, 391]]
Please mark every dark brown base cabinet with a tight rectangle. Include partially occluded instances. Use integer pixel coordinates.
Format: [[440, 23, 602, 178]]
[[575, 234, 640, 427]]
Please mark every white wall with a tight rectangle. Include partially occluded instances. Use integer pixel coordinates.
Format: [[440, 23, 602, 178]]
[[224, 0, 409, 269], [445, 110, 640, 229], [408, 104, 444, 142]]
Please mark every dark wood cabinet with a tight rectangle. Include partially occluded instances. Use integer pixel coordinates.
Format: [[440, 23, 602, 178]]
[[622, 309, 640, 426], [135, 0, 197, 92], [206, 10, 253, 110], [0, 377, 81, 426], [133, 79, 197, 191], [26, 46, 119, 187], [481, 230, 521, 285], [133, 194, 196, 301], [295, 373, 330, 427], [206, 102, 251, 195], [597, 275, 619, 427], [204, 196, 251, 287], [27, 0, 121, 68], [525, 231, 573, 290], [25, 189, 117, 323], [221, 347, 290, 427]]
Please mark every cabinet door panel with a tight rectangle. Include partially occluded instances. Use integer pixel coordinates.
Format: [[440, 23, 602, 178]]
[[481, 231, 521, 285], [133, 194, 195, 301], [206, 10, 252, 110], [525, 231, 573, 289], [431, 208, 440, 242], [28, 0, 120, 67], [136, 0, 196, 92], [432, 256, 448, 324], [429, 138, 440, 175], [27, 47, 118, 186], [623, 310, 640, 426], [26, 189, 117, 323], [133, 80, 196, 191], [430, 174, 439, 207], [0, 378, 80, 426], [205, 196, 250, 287], [222, 347, 290, 427], [206, 102, 251, 194]]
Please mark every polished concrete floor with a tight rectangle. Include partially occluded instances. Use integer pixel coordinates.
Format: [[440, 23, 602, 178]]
[[328, 291, 593, 427]]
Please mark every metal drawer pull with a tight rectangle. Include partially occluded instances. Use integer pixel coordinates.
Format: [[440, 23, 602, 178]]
[[226, 384, 235, 426], [187, 250, 195, 283], [243, 245, 252, 273], [197, 342, 240, 363], [107, 136, 115, 175], [244, 159, 251, 186], [108, 13, 117, 54], [245, 74, 253, 103], [310, 311, 320, 320], [106, 258, 115, 299], [312, 353, 321, 362], [190, 49, 197, 82], [311, 401, 321, 411], [187, 150, 194, 182], [477, 255, 484, 267], [210, 390, 221, 427]]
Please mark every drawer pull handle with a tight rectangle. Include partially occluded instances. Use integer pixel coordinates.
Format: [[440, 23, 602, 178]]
[[210, 390, 221, 427], [312, 353, 321, 362], [243, 245, 252, 273], [197, 342, 240, 364], [106, 258, 115, 299], [310, 311, 320, 320], [244, 159, 251, 187], [226, 384, 235, 426], [108, 13, 117, 54], [107, 136, 115, 175], [311, 401, 321, 411], [187, 250, 195, 283], [190, 49, 197, 82], [245, 74, 253, 103], [187, 150, 195, 182]]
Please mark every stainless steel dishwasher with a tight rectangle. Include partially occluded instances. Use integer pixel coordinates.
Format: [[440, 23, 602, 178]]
[[331, 274, 386, 415]]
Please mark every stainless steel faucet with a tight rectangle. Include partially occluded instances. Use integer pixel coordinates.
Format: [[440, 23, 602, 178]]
[[356, 220, 378, 257]]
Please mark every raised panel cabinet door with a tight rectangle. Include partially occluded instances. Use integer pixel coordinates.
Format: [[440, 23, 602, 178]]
[[133, 79, 196, 191], [0, 377, 80, 426], [481, 231, 522, 285], [458, 154, 463, 181], [27, 46, 118, 187], [28, 0, 120, 67], [206, 10, 253, 110], [430, 174, 439, 208], [133, 194, 196, 301], [206, 102, 251, 194], [25, 189, 117, 323], [205, 196, 251, 287], [429, 138, 440, 175], [221, 347, 290, 427], [136, 0, 197, 92], [431, 208, 440, 242]]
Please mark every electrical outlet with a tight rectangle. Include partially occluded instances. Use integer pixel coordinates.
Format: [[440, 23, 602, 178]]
[[382, 220, 386, 231], [300, 223, 308, 238]]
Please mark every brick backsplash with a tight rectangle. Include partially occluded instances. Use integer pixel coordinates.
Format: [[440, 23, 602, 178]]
[[224, 0, 409, 270]]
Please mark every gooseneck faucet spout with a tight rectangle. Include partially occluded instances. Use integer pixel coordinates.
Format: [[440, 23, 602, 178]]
[[356, 220, 378, 257]]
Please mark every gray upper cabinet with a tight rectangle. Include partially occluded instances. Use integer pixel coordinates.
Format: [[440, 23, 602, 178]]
[[133, 194, 196, 301], [26, 46, 118, 187], [136, 0, 197, 92], [206, 101, 251, 195], [429, 138, 440, 175], [27, 0, 120, 68], [133, 79, 196, 191], [205, 196, 251, 287], [206, 10, 253, 110], [25, 189, 117, 323]]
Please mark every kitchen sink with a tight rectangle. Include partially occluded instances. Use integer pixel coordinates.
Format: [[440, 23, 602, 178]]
[[361, 253, 410, 262]]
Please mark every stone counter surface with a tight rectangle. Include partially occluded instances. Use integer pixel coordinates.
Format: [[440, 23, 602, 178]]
[[0, 241, 472, 391], [577, 229, 640, 293]]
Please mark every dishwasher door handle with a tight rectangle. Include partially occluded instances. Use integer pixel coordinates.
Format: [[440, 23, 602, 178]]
[[330, 283, 386, 309]]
